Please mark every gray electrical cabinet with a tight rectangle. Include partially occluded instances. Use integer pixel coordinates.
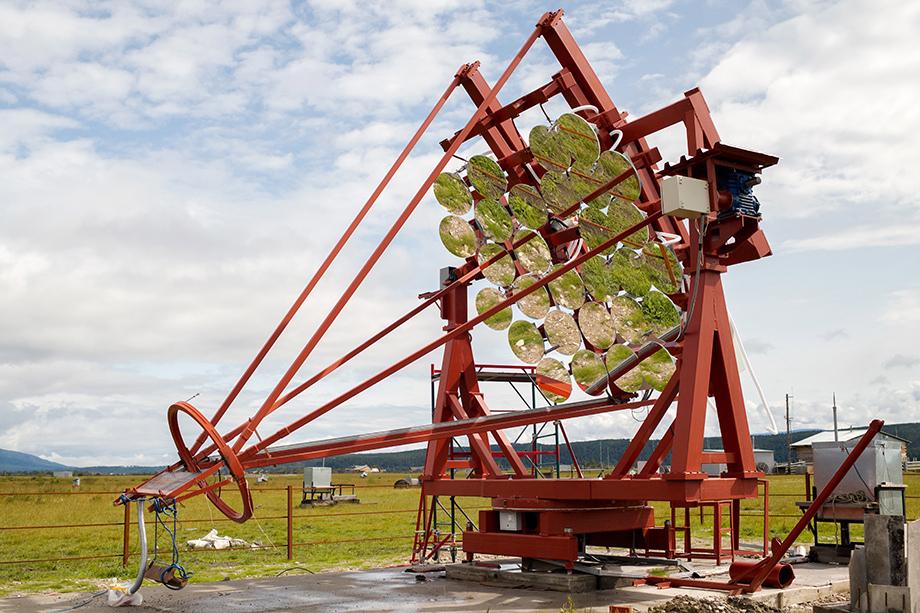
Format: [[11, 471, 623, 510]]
[[813, 439, 904, 514], [304, 467, 332, 489]]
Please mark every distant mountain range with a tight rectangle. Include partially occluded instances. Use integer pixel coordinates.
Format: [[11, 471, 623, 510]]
[[3, 421, 917, 474], [0, 448, 72, 473]]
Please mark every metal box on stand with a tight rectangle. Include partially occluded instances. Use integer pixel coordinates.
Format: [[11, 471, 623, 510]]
[[304, 467, 332, 489], [813, 439, 904, 514]]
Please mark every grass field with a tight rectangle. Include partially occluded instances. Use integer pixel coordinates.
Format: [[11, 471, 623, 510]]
[[2, 471, 918, 597]]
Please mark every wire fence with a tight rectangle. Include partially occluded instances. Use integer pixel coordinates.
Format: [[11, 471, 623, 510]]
[[1, 475, 918, 571]]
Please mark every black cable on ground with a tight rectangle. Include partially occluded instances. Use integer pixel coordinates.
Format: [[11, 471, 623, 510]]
[[46, 589, 107, 613], [276, 567, 315, 576]]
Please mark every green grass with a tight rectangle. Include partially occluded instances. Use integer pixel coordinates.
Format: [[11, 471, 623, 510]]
[[4, 472, 920, 596], [0, 473, 435, 597]]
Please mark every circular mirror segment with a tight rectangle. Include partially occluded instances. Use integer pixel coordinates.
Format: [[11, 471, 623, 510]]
[[474, 198, 514, 243], [508, 320, 545, 364], [476, 287, 512, 331], [511, 275, 551, 319], [544, 309, 581, 355], [477, 243, 517, 287], [433, 172, 473, 215], [571, 349, 608, 396], [439, 215, 477, 258], [536, 357, 572, 403], [467, 155, 507, 200]]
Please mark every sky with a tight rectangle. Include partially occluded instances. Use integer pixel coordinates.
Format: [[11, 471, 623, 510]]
[[1, 0, 918, 468]]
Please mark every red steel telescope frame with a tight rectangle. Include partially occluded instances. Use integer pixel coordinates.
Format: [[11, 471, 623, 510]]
[[118, 10, 778, 569]]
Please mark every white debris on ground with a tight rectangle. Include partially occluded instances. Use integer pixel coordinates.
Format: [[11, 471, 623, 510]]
[[186, 529, 259, 550], [106, 580, 142, 607]]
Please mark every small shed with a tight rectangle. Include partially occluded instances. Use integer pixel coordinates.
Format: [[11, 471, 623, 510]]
[[791, 428, 908, 464]]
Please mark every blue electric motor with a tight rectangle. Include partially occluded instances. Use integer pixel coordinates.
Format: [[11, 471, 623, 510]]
[[718, 169, 762, 217]]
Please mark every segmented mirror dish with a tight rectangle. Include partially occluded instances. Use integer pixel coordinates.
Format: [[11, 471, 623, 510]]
[[609, 295, 647, 344], [439, 215, 477, 258], [544, 310, 581, 355], [476, 287, 512, 331], [547, 264, 586, 310], [580, 256, 619, 303], [477, 243, 516, 286], [571, 349, 607, 395], [508, 184, 548, 230], [606, 344, 643, 392], [612, 248, 651, 298], [467, 155, 506, 200], [508, 320, 544, 364], [511, 275, 550, 319], [642, 291, 680, 336], [642, 242, 682, 294], [474, 198, 513, 243], [514, 229, 552, 275], [536, 357, 572, 403], [433, 172, 472, 215], [555, 113, 599, 168], [433, 108, 684, 400], [578, 301, 617, 350], [529, 125, 569, 172]]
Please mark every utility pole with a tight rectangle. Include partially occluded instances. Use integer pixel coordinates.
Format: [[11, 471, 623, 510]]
[[785, 393, 793, 474]]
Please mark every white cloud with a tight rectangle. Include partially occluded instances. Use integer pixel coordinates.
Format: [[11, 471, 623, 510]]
[[1, 0, 917, 470], [781, 222, 920, 252], [701, 0, 920, 222], [881, 290, 920, 327]]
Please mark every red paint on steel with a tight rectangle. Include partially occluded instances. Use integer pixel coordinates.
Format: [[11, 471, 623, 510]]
[[729, 560, 794, 588], [167, 401, 253, 522]]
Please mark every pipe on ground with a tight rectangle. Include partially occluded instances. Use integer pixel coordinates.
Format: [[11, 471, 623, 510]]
[[729, 560, 794, 588]]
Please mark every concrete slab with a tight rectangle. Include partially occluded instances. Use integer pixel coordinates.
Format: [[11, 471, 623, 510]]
[[446, 562, 597, 592], [0, 560, 853, 613]]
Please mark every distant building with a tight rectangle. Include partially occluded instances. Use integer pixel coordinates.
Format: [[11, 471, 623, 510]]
[[791, 428, 908, 464], [52, 471, 73, 478], [700, 449, 774, 476]]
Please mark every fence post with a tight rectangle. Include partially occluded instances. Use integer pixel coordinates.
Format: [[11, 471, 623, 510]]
[[122, 490, 130, 566], [287, 485, 293, 560]]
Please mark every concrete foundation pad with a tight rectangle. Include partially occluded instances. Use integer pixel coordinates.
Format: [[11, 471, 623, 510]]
[[446, 562, 597, 592], [0, 560, 853, 613], [745, 578, 850, 609]]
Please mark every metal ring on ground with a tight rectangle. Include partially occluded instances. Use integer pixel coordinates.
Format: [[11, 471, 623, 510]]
[[167, 401, 253, 523]]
